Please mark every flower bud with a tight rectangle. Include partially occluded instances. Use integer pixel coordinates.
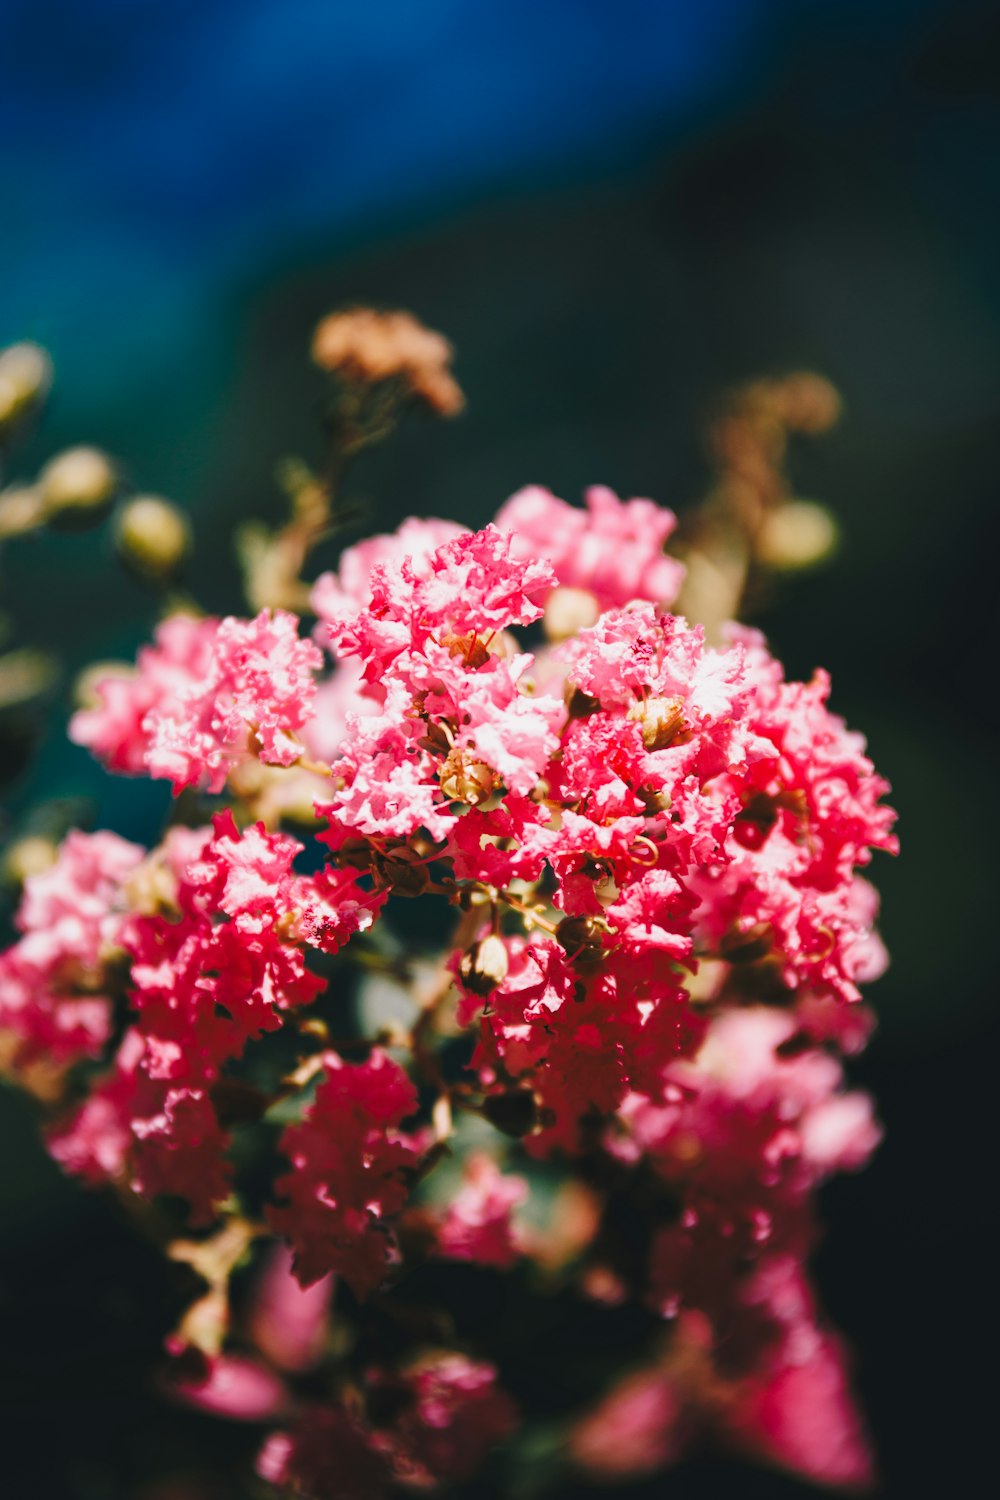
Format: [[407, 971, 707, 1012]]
[[0, 647, 57, 709], [439, 748, 498, 806], [0, 343, 52, 433], [459, 934, 509, 997], [39, 446, 118, 527], [629, 696, 689, 751], [3, 834, 58, 886], [323, 837, 371, 872], [637, 786, 672, 816], [556, 914, 607, 966], [0, 485, 46, 537], [543, 586, 600, 643], [756, 500, 838, 572], [115, 495, 191, 580]]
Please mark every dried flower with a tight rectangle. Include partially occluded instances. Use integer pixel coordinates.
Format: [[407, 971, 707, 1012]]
[[312, 307, 464, 416]]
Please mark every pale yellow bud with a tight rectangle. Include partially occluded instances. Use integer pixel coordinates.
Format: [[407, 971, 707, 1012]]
[[0, 485, 46, 538], [115, 495, 191, 579], [3, 834, 58, 886], [439, 748, 498, 805], [0, 343, 52, 432], [628, 695, 689, 751], [122, 857, 179, 917], [39, 446, 118, 526], [756, 500, 839, 572], [0, 648, 57, 709], [459, 934, 510, 996], [543, 586, 600, 642]]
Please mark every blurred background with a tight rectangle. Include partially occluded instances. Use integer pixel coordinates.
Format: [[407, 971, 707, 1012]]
[[1, 1, 998, 1496]]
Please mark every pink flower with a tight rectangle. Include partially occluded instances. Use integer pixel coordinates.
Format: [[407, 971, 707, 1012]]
[[466, 938, 638, 1153], [320, 528, 562, 842], [248, 1242, 334, 1374], [127, 814, 326, 1067], [113, 816, 361, 1222], [329, 524, 553, 677], [130, 1081, 234, 1224], [14, 484, 895, 1496], [495, 484, 684, 614], [69, 613, 215, 775], [71, 609, 322, 794], [569, 1261, 874, 1492], [552, 607, 895, 1012], [53, 1030, 233, 1225], [268, 1049, 422, 1296], [370, 1354, 518, 1488], [46, 1027, 145, 1183], [165, 1353, 288, 1422], [0, 829, 144, 1069], [311, 516, 468, 643], [44, 813, 382, 1225], [724, 1257, 875, 1490], [687, 636, 898, 1004], [632, 1008, 880, 1319], [146, 610, 322, 792], [569, 1366, 688, 1479], [256, 1357, 517, 1497], [432, 1152, 528, 1269], [558, 603, 743, 719], [257, 1405, 390, 1500]]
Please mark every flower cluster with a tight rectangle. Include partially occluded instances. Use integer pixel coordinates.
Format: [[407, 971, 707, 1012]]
[[70, 608, 322, 792], [258, 1353, 517, 1500], [268, 1049, 423, 1296], [47, 812, 381, 1223], [0, 829, 143, 1071], [1, 477, 895, 1496]]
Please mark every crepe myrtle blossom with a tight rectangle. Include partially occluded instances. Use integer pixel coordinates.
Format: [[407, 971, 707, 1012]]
[[70, 608, 322, 793], [427, 1150, 529, 1269], [257, 1355, 517, 1499], [0, 829, 144, 1070], [3, 490, 896, 1497], [569, 1258, 873, 1491], [43, 813, 382, 1224], [267, 1048, 424, 1297], [618, 1007, 882, 1321], [495, 483, 685, 632]]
